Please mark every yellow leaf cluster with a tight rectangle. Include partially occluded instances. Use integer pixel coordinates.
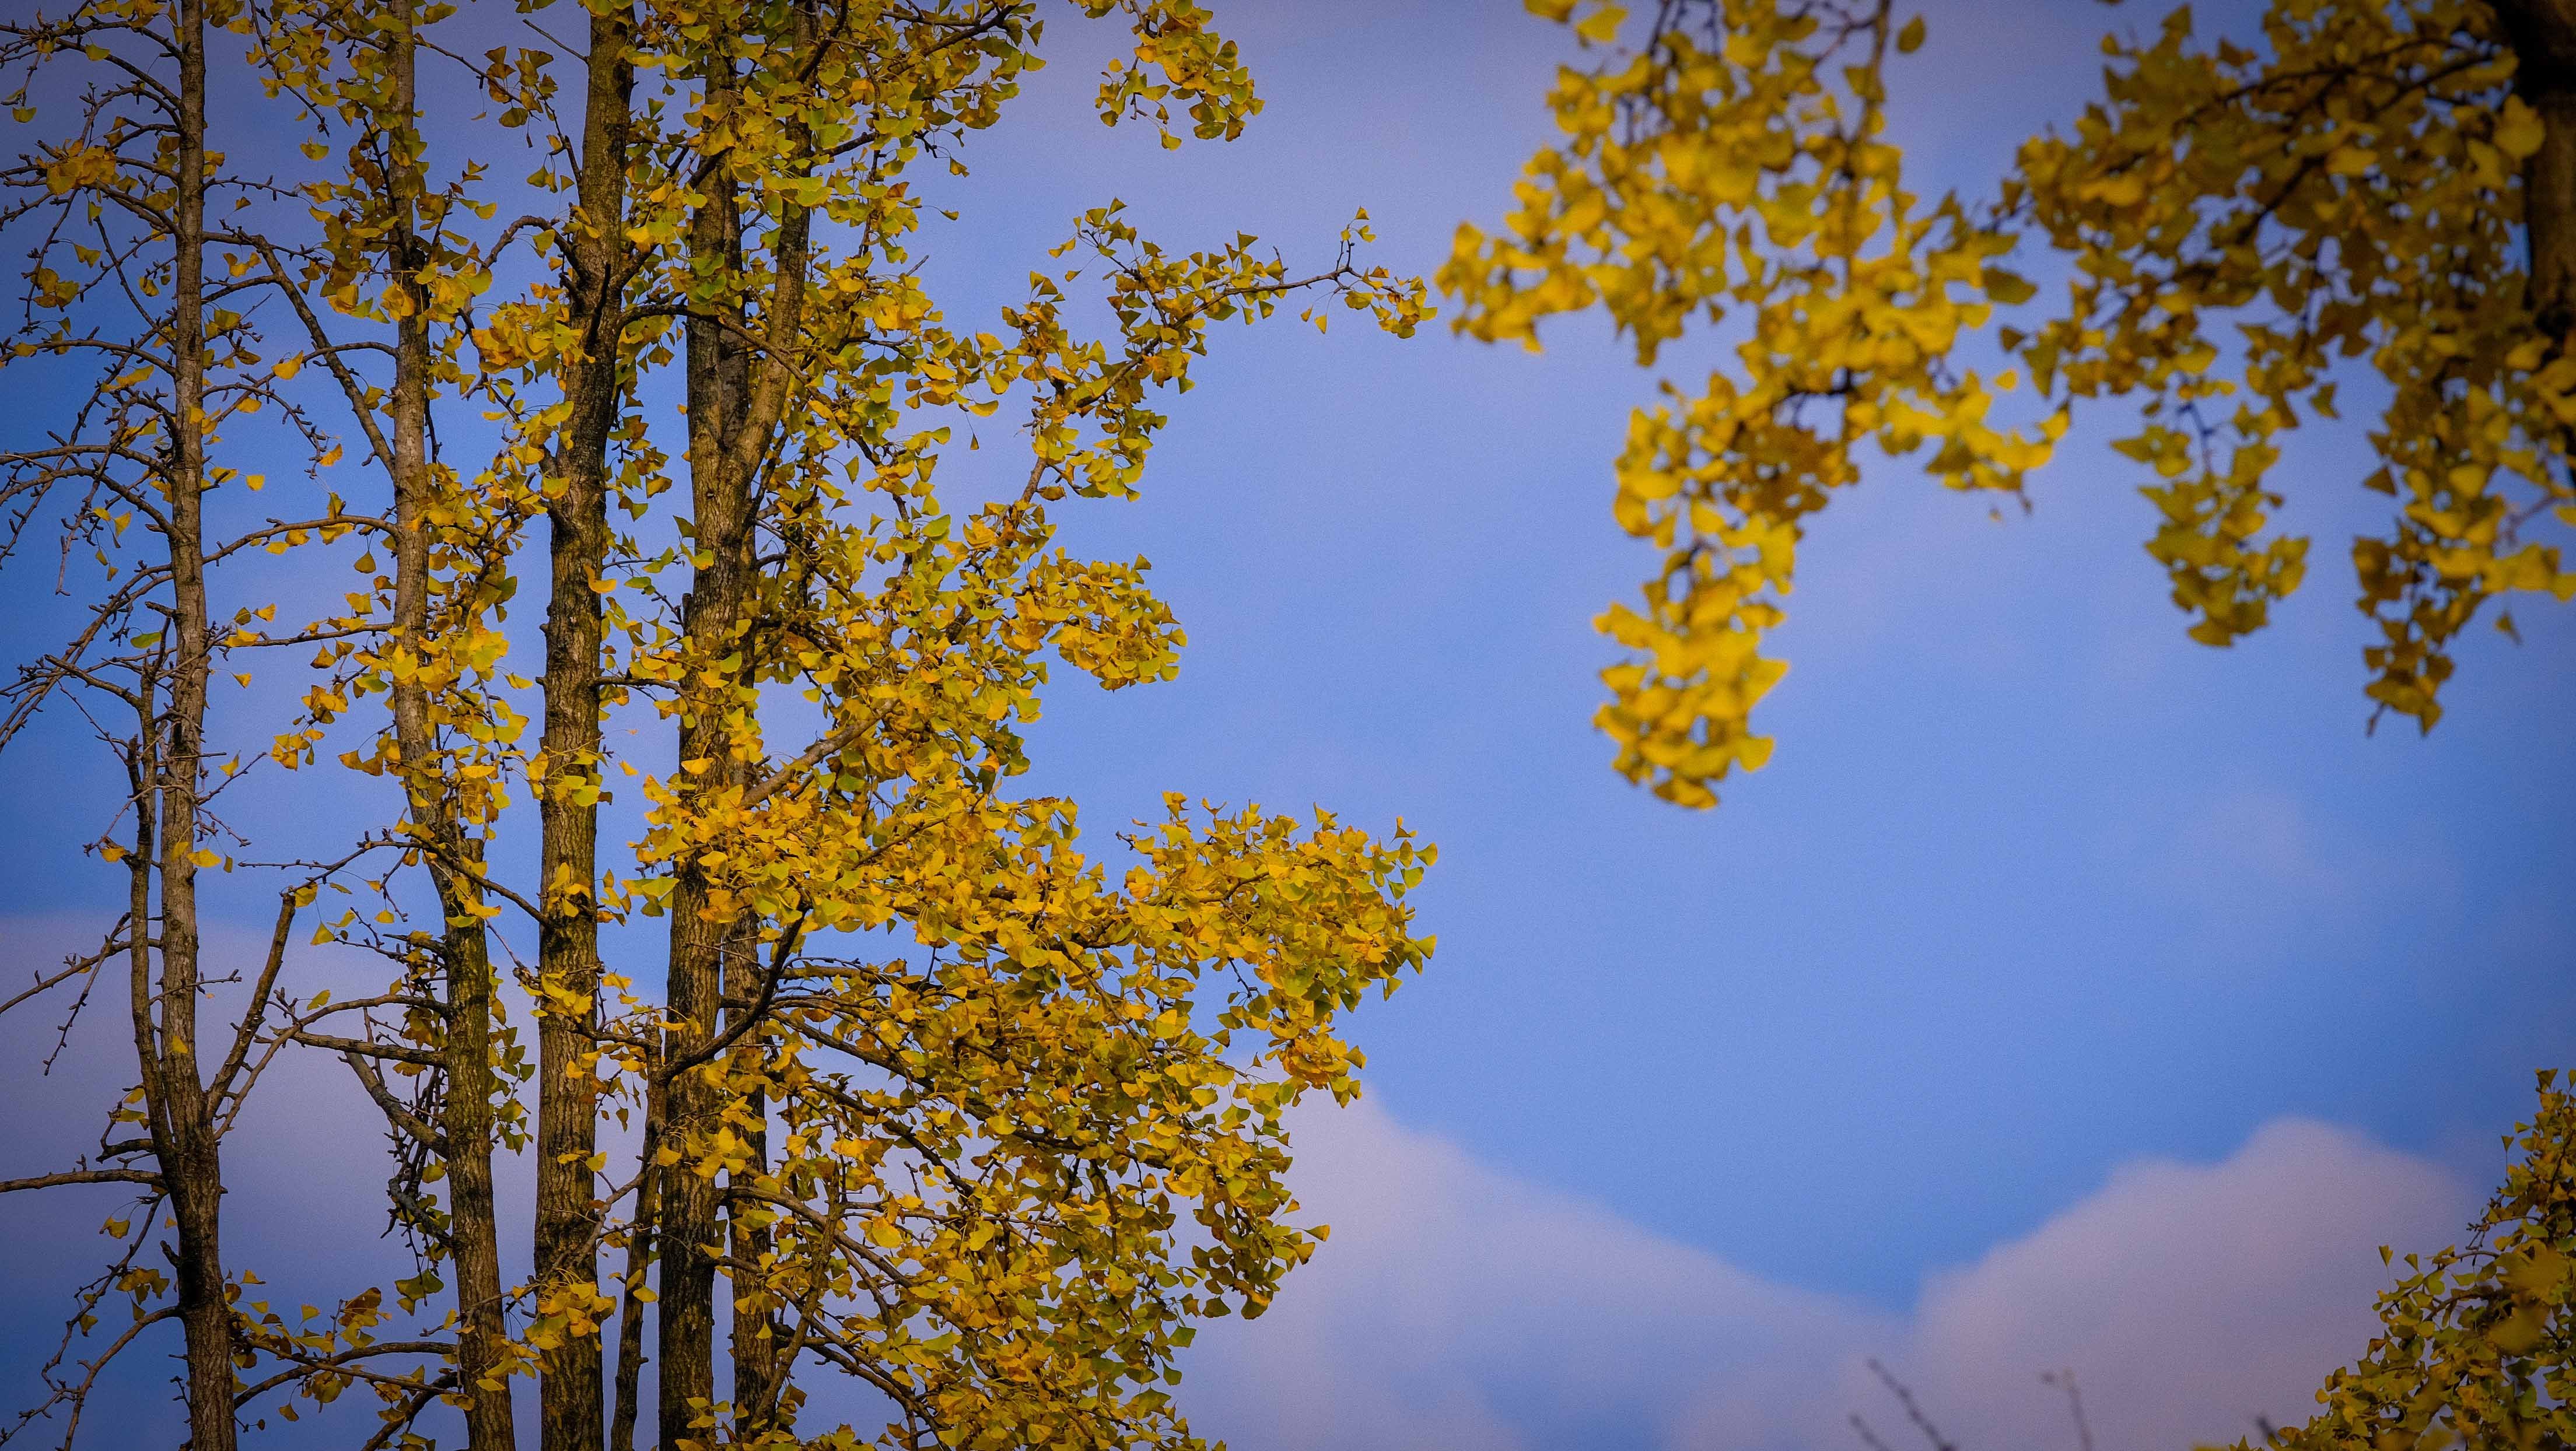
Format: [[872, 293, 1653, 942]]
[[2249, 1072, 2576, 1451], [1446, 0, 2057, 805], [1465, 0, 2576, 797], [2013, 0, 2576, 731]]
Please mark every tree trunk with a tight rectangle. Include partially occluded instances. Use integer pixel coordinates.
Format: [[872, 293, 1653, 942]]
[[379, 9, 516, 1443], [658, 76, 754, 1441], [534, 7, 634, 1449], [2496, 0, 2576, 335], [153, 1, 240, 1443], [727, 1083, 776, 1441], [656, 26, 815, 1434], [608, 1085, 662, 1451]]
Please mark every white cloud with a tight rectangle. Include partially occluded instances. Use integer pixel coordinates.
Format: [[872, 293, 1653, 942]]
[[1, 909, 2483, 1451], [1874, 1119, 2470, 1451], [1183, 1103, 2478, 1451], [1177, 1097, 1889, 1451]]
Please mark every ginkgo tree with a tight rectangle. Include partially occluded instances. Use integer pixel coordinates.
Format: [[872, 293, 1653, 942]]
[[1454, 0, 2576, 807], [0, 3, 1434, 1450]]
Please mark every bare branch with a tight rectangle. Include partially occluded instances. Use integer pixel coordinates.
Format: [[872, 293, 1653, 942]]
[[0, 1168, 162, 1195]]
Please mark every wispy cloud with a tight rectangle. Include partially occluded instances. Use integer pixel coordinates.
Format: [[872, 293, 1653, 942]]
[[0, 912, 2490, 1451], [1184, 1102, 2478, 1451]]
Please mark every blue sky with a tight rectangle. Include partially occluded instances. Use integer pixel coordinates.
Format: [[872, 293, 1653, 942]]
[[964, 0, 2576, 1293], [5, 2, 2574, 1448]]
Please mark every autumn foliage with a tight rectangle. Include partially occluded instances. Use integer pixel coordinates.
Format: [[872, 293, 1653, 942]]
[[6, 1, 2575, 1448], [1458, 1, 2576, 1443], [0, 2, 1432, 1449], [1455, 0, 2576, 806], [2263, 1071, 2576, 1451]]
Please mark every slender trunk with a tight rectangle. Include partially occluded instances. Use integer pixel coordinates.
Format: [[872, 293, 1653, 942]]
[[439, 864, 516, 1451], [153, 2, 239, 1443], [535, 8, 633, 1449], [726, 1084, 775, 1441], [379, 12, 515, 1444], [607, 1090, 662, 1451], [657, 83, 753, 1442], [658, 28, 817, 1438]]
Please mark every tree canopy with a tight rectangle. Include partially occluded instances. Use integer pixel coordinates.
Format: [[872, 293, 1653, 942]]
[[1451, 0, 2576, 806], [3, 2, 2571, 1448], [0, 2, 1431, 1449]]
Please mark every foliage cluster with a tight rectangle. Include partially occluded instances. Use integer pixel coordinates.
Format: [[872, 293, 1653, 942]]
[[0, 2, 1432, 1449], [1455, 0, 2576, 805]]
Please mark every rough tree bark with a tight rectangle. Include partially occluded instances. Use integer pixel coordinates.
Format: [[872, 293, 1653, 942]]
[[534, 5, 635, 1448], [149, 2, 244, 1443], [656, 61, 752, 1442], [379, 8, 516, 1444], [657, 19, 810, 1442]]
